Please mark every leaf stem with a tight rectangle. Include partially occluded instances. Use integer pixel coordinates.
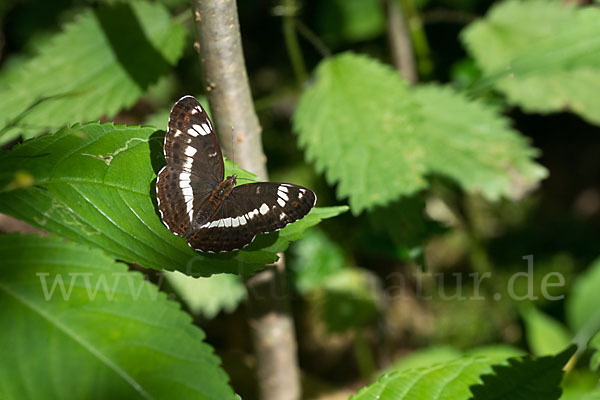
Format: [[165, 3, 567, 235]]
[[352, 328, 377, 382], [280, 0, 308, 86]]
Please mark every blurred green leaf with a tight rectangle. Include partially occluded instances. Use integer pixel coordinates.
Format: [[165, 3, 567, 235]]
[[291, 229, 346, 293], [470, 345, 575, 400], [369, 195, 444, 263], [413, 84, 547, 201], [0, 122, 347, 276], [567, 258, 600, 348], [315, 268, 380, 333], [462, 0, 600, 125], [0, 1, 186, 144], [560, 370, 600, 400], [580, 388, 600, 400], [294, 53, 546, 214], [521, 305, 572, 356], [317, 0, 385, 45], [0, 234, 235, 399], [165, 271, 246, 318], [588, 332, 600, 371]]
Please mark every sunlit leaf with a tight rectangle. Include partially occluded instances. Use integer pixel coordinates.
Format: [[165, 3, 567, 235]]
[[0, 122, 347, 276], [294, 52, 545, 213], [462, 0, 600, 125], [0, 1, 186, 144], [351, 356, 503, 400]]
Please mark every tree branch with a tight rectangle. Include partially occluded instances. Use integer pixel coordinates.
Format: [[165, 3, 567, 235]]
[[385, 0, 418, 84], [192, 0, 267, 179], [191, 2, 301, 400]]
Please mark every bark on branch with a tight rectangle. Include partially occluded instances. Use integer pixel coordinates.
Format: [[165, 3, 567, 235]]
[[192, 1, 301, 399], [385, 0, 418, 84]]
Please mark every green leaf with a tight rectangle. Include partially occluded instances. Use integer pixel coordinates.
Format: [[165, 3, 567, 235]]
[[413, 85, 547, 201], [589, 332, 600, 371], [581, 388, 600, 400], [294, 52, 425, 213], [385, 346, 463, 374], [351, 356, 506, 400], [0, 122, 347, 276], [165, 271, 246, 318], [316, 268, 381, 333], [561, 370, 600, 400], [294, 52, 546, 213], [382, 345, 524, 378], [521, 305, 572, 356], [469, 345, 576, 400], [317, 0, 385, 44], [0, 1, 186, 144], [462, 0, 600, 125], [0, 234, 235, 399], [290, 229, 346, 293], [567, 258, 600, 347]]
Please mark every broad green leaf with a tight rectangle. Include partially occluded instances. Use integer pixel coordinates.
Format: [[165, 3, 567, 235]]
[[0, 234, 235, 400], [470, 345, 576, 400], [0, 1, 186, 144], [413, 85, 547, 200], [165, 271, 246, 318], [385, 346, 462, 374], [295, 52, 425, 213], [382, 345, 524, 378], [521, 305, 572, 356], [0, 122, 347, 276], [462, 0, 600, 125], [294, 52, 545, 213], [567, 258, 600, 347], [351, 356, 505, 400]]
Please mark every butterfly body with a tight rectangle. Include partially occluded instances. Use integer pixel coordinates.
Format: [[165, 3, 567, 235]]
[[191, 174, 237, 230], [156, 96, 316, 253]]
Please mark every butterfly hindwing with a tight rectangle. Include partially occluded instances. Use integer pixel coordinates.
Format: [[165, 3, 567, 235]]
[[156, 96, 222, 236], [186, 183, 316, 252]]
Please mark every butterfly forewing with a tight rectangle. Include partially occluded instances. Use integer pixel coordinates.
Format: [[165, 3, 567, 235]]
[[187, 183, 316, 252], [157, 95, 317, 253], [156, 96, 224, 236]]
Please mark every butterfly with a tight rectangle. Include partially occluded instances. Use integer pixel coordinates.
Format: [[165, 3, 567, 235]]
[[156, 95, 317, 253]]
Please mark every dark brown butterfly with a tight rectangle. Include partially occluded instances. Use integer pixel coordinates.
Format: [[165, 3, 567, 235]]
[[156, 95, 316, 252]]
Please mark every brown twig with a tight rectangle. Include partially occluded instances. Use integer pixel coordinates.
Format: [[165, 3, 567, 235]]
[[191, 1, 301, 400], [385, 0, 418, 84]]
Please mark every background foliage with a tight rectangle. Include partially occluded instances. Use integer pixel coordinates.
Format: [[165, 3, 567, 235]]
[[1, 0, 599, 399]]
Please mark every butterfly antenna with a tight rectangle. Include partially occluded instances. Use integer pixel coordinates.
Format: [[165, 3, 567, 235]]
[[231, 125, 235, 177]]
